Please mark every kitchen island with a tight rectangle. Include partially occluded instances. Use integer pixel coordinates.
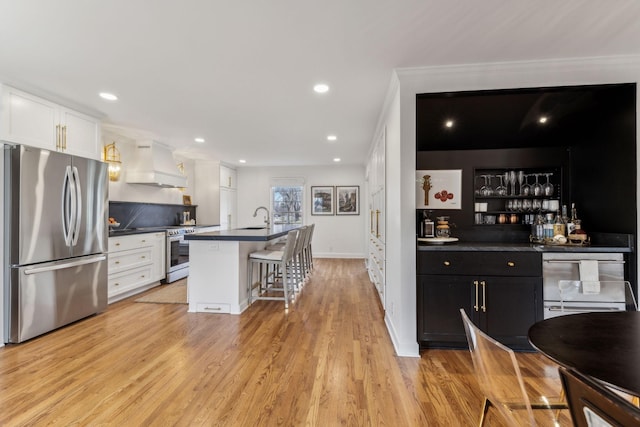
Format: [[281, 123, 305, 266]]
[[184, 225, 300, 314]]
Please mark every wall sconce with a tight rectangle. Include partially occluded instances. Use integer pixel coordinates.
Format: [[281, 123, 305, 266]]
[[103, 142, 122, 181], [177, 162, 187, 192]]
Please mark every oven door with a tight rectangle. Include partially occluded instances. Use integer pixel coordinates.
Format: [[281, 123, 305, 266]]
[[166, 235, 189, 282]]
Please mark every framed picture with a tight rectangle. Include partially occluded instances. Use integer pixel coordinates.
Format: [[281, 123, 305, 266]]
[[336, 186, 359, 215], [311, 186, 334, 215], [183, 195, 192, 205], [416, 169, 462, 209]]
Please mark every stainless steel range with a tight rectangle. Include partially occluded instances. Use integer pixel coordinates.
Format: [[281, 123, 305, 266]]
[[164, 226, 196, 283]]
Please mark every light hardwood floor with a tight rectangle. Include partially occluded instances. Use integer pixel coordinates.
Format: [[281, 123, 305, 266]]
[[0, 259, 571, 426]]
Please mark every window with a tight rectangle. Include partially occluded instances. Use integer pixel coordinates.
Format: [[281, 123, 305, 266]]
[[271, 181, 304, 225]]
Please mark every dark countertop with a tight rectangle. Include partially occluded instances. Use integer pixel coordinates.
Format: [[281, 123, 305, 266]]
[[417, 241, 632, 253], [109, 224, 221, 237], [184, 224, 300, 242], [417, 231, 634, 253]]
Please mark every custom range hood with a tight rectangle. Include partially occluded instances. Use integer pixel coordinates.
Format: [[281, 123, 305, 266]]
[[125, 140, 187, 188]]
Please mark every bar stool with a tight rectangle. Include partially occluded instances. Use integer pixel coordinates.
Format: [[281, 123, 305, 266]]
[[302, 223, 314, 274], [247, 229, 299, 309]]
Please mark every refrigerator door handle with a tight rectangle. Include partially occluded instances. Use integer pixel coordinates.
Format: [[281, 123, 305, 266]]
[[71, 166, 82, 246], [23, 255, 107, 275], [62, 165, 73, 246]]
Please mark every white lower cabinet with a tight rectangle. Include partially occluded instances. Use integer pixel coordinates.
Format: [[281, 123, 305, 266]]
[[108, 232, 166, 303]]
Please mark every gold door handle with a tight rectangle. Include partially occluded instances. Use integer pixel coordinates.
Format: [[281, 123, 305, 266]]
[[375, 209, 380, 238], [370, 210, 375, 234], [473, 280, 479, 312], [481, 281, 487, 312], [62, 125, 67, 150], [507, 261, 515, 267]]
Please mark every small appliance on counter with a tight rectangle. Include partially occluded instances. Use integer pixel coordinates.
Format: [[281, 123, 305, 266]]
[[418, 215, 458, 244]]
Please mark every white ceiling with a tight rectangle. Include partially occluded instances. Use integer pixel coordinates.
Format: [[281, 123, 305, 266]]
[[1, 1, 639, 166]]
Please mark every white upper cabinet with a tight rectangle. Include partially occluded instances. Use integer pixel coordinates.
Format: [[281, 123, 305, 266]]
[[0, 85, 101, 160], [220, 164, 237, 189]]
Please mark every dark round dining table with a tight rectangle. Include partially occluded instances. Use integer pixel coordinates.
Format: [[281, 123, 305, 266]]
[[528, 311, 640, 397]]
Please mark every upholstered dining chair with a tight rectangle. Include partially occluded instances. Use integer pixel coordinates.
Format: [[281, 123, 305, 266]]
[[460, 309, 567, 426], [559, 366, 640, 427]]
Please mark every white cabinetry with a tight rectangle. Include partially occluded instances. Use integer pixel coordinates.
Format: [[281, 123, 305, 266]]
[[194, 161, 237, 230], [108, 232, 166, 303], [220, 164, 237, 189], [0, 85, 101, 159], [220, 187, 237, 230], [367, 128, 386, 307]]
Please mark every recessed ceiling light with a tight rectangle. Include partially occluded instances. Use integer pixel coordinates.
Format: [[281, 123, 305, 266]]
[[539, 116, 548, 124], [314, 83, 329, 94], [444, 120, 454, 128], [194, 137, 205, 143], [333, 158, 341, 162], [239, 159, 246, 164], [327, 135, 337, 142], [99, 92, 118, 101]]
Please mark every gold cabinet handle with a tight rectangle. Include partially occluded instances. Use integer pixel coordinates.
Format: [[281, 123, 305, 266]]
[[507, 261, 515, 267], [375, 209, 381, 238], [115, 242, 121, 246], [62, 125, 67, 150], [205, 306, 222, 311], [141, 256, 146, 259], [55, 124, 61, 150], [443, 261, 450, 266], [473, 280, 479, 311], [115, 261, 120, 264], [481, 281, 487, 312], [228, 176, 232, 187]]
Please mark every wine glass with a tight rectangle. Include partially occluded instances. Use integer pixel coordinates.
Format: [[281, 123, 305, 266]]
[[532, 173, 543, 196], [543, 173, 554, 196], [520, 174, 531, 196], [508, 170, 517, 196], [517, 171, 526, 195], [495, 174, 507, 196], [481, 175, 494, 196]]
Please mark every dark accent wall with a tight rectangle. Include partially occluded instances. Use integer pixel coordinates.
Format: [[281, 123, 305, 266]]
[[416, 83, 637, 241]]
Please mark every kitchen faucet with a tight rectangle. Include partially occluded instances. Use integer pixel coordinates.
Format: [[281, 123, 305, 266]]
[[253, 206, 271, 228]]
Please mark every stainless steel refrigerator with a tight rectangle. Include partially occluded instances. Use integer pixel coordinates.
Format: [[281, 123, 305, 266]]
[[3, 144, 108, 343]]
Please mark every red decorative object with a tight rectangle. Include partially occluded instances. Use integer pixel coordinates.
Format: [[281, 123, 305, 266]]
[[434, 190, 455, 202]]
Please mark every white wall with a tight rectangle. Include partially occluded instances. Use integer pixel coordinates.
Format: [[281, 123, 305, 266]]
[[102, 130, 195, 205], [381, 55, 640, 357], [237, 165, 366, 258], [0, 143, 4, 346]]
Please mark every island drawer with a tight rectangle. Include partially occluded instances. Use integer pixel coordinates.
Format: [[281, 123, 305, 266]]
[[195, 302, 231, 314]]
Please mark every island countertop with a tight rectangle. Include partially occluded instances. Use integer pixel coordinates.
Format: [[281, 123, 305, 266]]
[[184, 224, 300, 242]]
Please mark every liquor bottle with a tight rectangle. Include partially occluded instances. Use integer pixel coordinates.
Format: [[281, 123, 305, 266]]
[[561, 205, 569, 234], [567, 203, 577, 235], [543, 213, 554, 241], [553, 210, 566, 237]]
